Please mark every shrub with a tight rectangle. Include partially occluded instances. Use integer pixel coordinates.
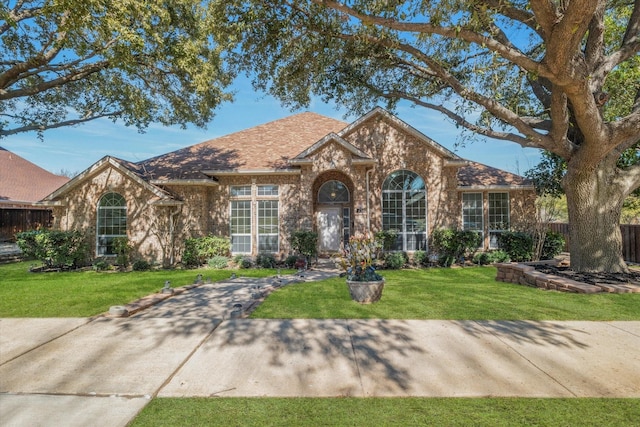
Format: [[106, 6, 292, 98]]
[[284, 254, 299, 268], [93, 260, 110, 271], [413, 250, 428, 266], [233, 254, 245, 265], [541, 230, 565, 260], [431, 228, 482, 266], [384, 251, 407, 269], [16, 229, 88, 268], [183, 235, 231, 267], [375, 230, 398, 252], [132, 259, 151, 271], [207, 256, 229, 269], [239, 257, 252, 269], [497, 231, 534, 262], [256, 253, 276, 268], [473, 250, 511, 265], [112, 237, 131, 268]]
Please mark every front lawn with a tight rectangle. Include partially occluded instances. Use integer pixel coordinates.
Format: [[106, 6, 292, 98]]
[[0, 261, 286, 317], [251, 267, 640, 320], [131, 397, 640, 426]]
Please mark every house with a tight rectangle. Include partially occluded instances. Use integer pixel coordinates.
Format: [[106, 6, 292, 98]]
[[40, 108, 536, 265], [0, 147, 69, 241]]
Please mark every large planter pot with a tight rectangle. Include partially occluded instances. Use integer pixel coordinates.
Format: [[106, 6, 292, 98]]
[[346, 279, 385, 304]]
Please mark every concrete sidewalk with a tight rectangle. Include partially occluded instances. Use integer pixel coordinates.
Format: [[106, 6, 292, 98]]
[[1, 271, 639, 427]]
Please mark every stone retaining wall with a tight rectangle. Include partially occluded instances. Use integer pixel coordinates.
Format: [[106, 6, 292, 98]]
[[495, 262, 602, 293]]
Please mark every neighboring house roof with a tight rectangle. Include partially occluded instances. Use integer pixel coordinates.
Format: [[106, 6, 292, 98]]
[[457, 161, 532, 189], [0, 147, 69, 206], [137, 112, 348, 180]]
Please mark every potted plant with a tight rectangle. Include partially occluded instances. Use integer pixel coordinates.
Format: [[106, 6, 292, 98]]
[[337, 233, 384, 304]]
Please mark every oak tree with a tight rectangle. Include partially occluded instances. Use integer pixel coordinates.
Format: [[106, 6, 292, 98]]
[[211, 0, 640, 272]]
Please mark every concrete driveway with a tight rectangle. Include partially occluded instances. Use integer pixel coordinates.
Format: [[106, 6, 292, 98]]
[[1, 275, 639, 427]]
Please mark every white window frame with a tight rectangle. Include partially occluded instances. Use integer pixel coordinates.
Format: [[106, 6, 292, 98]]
[[462, 192, 484, 247], [257, 199, 279, 253], [381, 170, 427, 251], [96, 192, 127, 256], [488, 192, 510, 249]]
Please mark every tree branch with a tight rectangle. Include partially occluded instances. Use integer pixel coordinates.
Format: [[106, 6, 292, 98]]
[[0, 112, 121, 138]]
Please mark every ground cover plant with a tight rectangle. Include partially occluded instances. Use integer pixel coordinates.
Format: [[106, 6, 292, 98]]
[[0, 261, 287, 317], [131, 397, 640, 427], [251, 268, 640, 321]]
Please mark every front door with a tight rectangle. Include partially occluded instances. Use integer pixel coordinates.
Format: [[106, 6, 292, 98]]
[[317, 207, 342, 252]]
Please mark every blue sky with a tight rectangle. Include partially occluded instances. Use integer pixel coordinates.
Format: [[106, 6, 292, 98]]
[[2, 76, 542, 177]]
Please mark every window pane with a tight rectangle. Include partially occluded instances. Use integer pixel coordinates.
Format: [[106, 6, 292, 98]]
[[96, 193, 127, 256], [462, 193, 483, 231], [488, 193, 510, 230], [318, 180, 349, 203], [257, 200, 278, 253], [230, 186, 251, 197], [382, 170, 426, 251], [257, 185, 279, 196]]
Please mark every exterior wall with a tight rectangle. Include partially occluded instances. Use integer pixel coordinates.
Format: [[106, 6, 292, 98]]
[[343, 116, 461, 241], [51, 166, 175, 265]]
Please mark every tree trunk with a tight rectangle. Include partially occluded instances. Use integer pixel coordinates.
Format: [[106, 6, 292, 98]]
[[563, 163, 628, 273]]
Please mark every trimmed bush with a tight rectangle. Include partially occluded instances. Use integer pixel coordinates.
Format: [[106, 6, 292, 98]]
[[291, 230, 318, 265], [239, 258, 252, 269], [375, 230, 398, 252], [431, 228, 482, 266], [16, 229, 88, 268], [182, 235, 231, 267], [497, 231, 534, 262], [207, 256, 229, 269], [413, 250, 428, 266], [284, 255, 299, 268], [256, 253, 276, 268], [384, 252, 407, 269], [132, 259, 151, 271], [541, 230, 565, 260], [473, 250, 511, 265]]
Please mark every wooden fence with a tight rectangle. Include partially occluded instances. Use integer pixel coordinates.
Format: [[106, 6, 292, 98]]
[[0, 208, 53, 241], [548, 222, 640, 264]]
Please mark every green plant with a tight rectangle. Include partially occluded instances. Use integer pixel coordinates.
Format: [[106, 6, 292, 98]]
[[284, 255, 299, 268], [430, 228, 482, 266], [112, 237, 131, 268], [412, 250, 428, 267], [290, 230, 318, 266], [182, 236, 231, 267], [132, 259, 151, 271], [497, 232, 534, 262], [207, 256, 229, 269], [384, 252, 407, 269], [256, 253, 276, 268], [93, 260, 110, 271], [240, 258, 252, 269], [337, 233, 382, 282], [541, 230, 565, 260], [375, 230, 398, 252], [16, 229, 88, 268], [473, 250, 511, 265]]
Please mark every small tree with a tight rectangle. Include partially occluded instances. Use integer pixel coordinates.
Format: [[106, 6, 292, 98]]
[[290, 230, 318, 268]]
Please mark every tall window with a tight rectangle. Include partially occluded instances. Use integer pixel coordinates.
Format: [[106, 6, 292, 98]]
[[462, 193, 484, 244], [230, 200, 252, 253], [97, 192, 127, 256], [230, 185, 280, 254], [382, 170, 427, 251], [489, 192, 510, 248]]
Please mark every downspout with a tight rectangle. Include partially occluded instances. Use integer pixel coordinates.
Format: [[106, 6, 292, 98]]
[[366, 168, 373, 232]]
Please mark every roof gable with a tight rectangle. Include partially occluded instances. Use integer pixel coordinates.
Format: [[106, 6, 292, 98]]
[[339, 107, 464, 162], [290, 132, 373, 164], [41, 156, 177, 204], [0, 147, 69, 204], [458, 161, 533, 188]]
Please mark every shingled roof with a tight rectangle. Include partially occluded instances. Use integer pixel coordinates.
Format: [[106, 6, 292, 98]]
[[0, 147, 69, 206], [137, 112, 348, 180], [457, 161, 532, 188]]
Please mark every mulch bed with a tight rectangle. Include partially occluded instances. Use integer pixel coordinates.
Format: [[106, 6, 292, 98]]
[[533, 264, 640, 287]]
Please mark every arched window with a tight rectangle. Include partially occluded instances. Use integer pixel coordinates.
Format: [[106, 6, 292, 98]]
[[318, 180, 350, 203], [97, 192, 127, 256], [382, 170, 427, 251]]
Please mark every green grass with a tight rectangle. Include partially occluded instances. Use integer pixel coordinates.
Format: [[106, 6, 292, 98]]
[[0, 261, 288, 317], [131, 397, 640, 426], [251, 267, 640, 320]]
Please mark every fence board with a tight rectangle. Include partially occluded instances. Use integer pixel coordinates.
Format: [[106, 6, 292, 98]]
[[0, 208, 53, 241], [548, 222, 640, 264]]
